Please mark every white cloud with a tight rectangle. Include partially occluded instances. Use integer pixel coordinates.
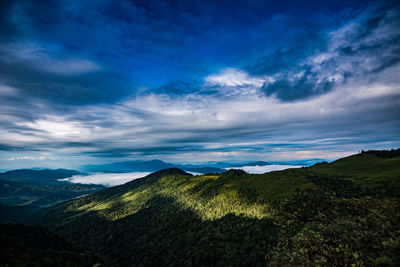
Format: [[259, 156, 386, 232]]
[[62, 172, 151, 186], [0, 41, 100, 74], [0, 84, 18, 96], [39, 58, 100, 75], [226, 165, 303, 174], [7, 156, 57, 161], [205, 68, 267, 87], [203, 68, 273, 96], [5, 73, 398, 162], [18, 117, 90, 138]]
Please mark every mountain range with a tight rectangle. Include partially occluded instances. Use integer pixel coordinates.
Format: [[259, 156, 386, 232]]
[[25, 149, 400, 266], [81, 158, 322, 174], [0, 169, 105, 217]]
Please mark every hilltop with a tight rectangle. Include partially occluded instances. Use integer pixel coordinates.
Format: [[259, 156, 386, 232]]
[[32, 150, 400, 266]]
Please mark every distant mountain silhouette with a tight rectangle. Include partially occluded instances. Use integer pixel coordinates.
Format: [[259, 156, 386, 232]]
[[0, 169, 80, 184], [82, 159, 226, 173], [0, 169, 104, 216], [229, 161, 271, 167]]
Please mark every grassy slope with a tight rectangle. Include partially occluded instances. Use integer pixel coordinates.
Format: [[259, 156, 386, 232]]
[[35, 152, 400, 266], [309, 153, 400, 197], [310, 152, 400, 177]]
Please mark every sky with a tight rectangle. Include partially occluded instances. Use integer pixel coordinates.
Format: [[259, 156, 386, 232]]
[[0, 0, 399, 169]]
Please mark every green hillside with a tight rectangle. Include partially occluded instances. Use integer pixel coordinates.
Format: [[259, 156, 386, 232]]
[[0, 168, 105, 223], [0, 223, 106, 266], [35, 151, 400, 266], [0, 179, 105, 208], [308, 152, 400, 197]]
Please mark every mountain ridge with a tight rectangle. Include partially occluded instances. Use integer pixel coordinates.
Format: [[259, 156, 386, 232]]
[[32, 150, 400, 266], [80, 158, 324, 174]]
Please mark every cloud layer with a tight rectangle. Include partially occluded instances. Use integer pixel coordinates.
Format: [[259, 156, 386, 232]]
[[226, 165, 303, 174], [62, 172, 151, 186]]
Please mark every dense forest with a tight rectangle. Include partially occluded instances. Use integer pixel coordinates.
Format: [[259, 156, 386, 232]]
[[0, 169, 105, 217], [0, 224, 106, 266], [20, 150, 397, 266]]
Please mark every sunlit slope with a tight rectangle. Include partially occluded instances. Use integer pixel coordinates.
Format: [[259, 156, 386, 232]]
[[40, 167, 313, 225], [39, 151, 400, 226], [37, 168, 285, 265]]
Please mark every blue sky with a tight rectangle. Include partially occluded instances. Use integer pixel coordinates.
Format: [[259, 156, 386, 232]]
[[0, 0, 399, 169]]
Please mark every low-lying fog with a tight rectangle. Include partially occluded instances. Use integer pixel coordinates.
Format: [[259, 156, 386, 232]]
[[227, 164, 303, 174], [61, 172, 151, 186]]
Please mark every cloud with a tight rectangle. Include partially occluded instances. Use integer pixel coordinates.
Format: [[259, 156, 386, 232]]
[[226, 165, 303, 174], [0, 84, 17, 96], [0, 39, 134, 105], [2, 70, 398, 165], [256, 4, 400, 101], [205, 68, 266, 88], [261, 67, 336, 101], [18, 117, 89, 137], [7, 156, 57, 161], [63, 172, 151, 186]]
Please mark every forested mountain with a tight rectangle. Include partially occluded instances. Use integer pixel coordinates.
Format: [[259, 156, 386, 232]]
[[0, 224, 106, 266], [33, 150, 400, 266], [0, 169, 105, 223], [0, 169, 80, 185], [0, 179, 104, 208]]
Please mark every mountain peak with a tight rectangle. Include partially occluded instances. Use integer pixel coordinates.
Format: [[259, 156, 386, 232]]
[[222, 169, 247, 176], [149, 168, 192, 177]]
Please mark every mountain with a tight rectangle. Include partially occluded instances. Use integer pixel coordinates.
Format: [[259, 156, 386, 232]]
[[0, 169, 105, 223], [81, 158, 319, 174], [180, 166, 225, 174], [229, 161, 271, 167], [0, 169, 80, 185], [0, 204, 39, 224], [34, 150, 400, 266], [0, 179, 105, 208], [0, 224, 106, 266], [82, 159, 226, 174], [83, 159, 175, 172]]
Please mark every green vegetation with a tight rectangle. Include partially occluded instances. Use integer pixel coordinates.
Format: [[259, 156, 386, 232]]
[[308, 151, 400, 198], [0, 179, 104, 208], [0, 169, 105, 223], [31, 150, 400, 266], [0, 169, 80, 185], [268, 188, 400, 266], [0, 223, 106, 266], [0, 204, 39, 224]]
